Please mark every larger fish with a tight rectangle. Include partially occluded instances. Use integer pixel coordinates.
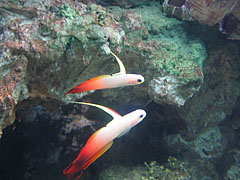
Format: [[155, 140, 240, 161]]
[[186, 0, 238, 26], [63, 102, 146, 180], [64, 51, 144, 95]]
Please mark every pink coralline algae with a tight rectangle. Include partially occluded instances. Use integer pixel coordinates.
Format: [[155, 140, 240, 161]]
[[59, 115, 95, 140], [0, 54, 28, 133], [124, 11, 143, 31]]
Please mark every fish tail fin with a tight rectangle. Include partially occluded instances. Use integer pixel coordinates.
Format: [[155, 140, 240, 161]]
[[63, 141, 113, 179], [63, 162, 84, 180], [64, 87, 78, 95]]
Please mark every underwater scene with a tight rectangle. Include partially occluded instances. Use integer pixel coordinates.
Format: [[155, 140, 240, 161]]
[[0, 0, 240, 180]]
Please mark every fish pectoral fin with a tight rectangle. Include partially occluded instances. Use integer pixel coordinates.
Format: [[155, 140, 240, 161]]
[[83, 141, 113, 170], [117, 128, 131, 138]]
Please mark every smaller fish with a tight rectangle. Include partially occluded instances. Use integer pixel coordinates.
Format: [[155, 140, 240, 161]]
[[63, 101, 146, 180], [64, 51, 144, 95]]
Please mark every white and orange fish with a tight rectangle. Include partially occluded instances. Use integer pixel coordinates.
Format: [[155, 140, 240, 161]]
[[63, 102, 146, 179], [64, 51, 144, 95]]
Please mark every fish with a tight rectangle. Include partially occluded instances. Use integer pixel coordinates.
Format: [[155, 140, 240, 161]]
[[64, 51, 144, 95], [63, 101, 146, 179], [186, 0, 238, 26]]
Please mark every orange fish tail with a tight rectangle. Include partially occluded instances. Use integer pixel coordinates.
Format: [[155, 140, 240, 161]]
[[63, 162, 84, 180], [63, 141, 113, 179], [64, 87, 84, 95]]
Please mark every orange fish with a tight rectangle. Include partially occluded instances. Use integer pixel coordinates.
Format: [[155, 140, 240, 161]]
[[63, 102, 146, 179], [64, 51, 144, 95]]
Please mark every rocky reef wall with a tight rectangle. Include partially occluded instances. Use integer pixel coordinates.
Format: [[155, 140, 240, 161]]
[[0, 0, 239, 180]]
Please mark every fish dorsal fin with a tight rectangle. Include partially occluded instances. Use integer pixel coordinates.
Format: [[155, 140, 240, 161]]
[[110, 50, 126, 76], [71, 101, 122, 119]]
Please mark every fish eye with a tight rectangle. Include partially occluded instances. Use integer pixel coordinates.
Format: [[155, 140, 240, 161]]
[[137, 79, 142, 83], [139, 114, 144, 118]]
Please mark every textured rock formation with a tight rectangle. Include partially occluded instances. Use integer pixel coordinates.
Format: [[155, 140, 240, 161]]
[[0, 1, 239, 180], [99, 158, 192, 180], [95, 0, 150, 8], [0, 0, 206, 134]]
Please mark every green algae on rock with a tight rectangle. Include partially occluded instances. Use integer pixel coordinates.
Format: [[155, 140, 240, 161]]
[[0, 0, 125, 134], [0, 1, 240, 180], [113, 1, 207, 106], [99, 157, 192, 180], [0, 0, 207, 135]]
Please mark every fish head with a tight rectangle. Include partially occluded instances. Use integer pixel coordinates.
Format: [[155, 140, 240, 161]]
[[127, 109, 146, 127], [115, 109, 146, 138], [127, 74, 145, 85]]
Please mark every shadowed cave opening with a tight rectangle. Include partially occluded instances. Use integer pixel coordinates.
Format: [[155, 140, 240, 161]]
[[0, 98, 185, 180], [1, 97, 240, 179]]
